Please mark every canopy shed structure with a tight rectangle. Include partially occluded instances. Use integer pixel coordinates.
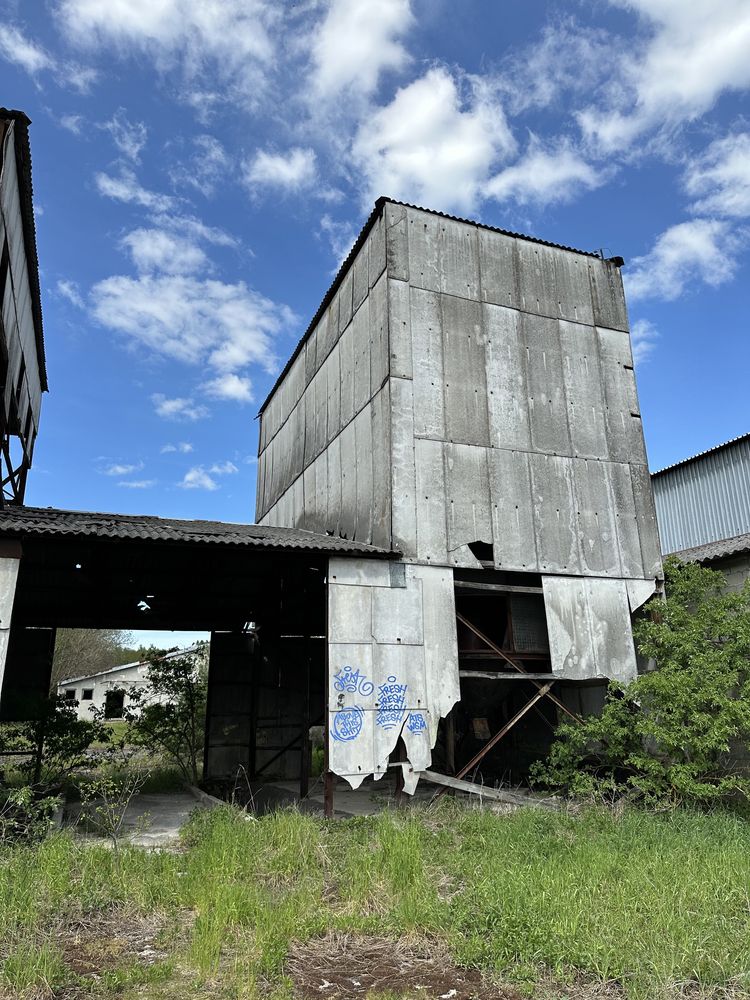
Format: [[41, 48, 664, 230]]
[[0, 110, 47, 504], [0, 507, 394, 794], [257, 197, 664, 804]]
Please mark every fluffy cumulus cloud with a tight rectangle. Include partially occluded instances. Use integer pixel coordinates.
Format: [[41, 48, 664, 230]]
[[202, 373, 254, 404], [151, 394, 209, 422], [353, 67, 515, 213], [209, 461, 238, 475], [684, 132, 750, 218], [57, 279, 84, 308], [579, 1, 750, 152], [485, 138, 604, 206], [179, 465, 219, 490], [310, 0, 413, 100], [0, 25, 55, 74], [56, 0, 278, 107], [170, 135, 230, 197], [161, 442, 193, 453], [100, 460, 144, 476], [243, 147, 317, 193], [95, 168, 178, 212], [118, 479, 155, 489], [625, 218, 744, 301], [120, 228, 210, 275]]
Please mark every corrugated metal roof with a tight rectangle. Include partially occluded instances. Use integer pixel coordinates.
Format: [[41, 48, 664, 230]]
[[651, 432, 750, 476], [0, 506, 396, 557], [257, 197, 617, 416], [652, 436, 750, 553], [0, 109, 47, 392], [671, 533, 750, 565], [59, 644, 203, 686]]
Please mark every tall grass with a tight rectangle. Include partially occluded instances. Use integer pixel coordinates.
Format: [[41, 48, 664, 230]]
[[0, 802, 748, 998]]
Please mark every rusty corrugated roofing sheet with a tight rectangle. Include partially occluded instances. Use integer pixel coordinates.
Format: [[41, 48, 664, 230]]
[[257, 196, 614, 416], [0, 505, 396, 557]]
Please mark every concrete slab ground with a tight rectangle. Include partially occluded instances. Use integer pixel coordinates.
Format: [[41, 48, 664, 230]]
[[65, 792, 201, 848]]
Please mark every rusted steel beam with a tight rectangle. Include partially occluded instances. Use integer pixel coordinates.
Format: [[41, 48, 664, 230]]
[[455, 611, 582, 724]]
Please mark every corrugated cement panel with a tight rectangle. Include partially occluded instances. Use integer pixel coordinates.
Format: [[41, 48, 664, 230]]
[[372, 579, 424, 644], [390, 376, 418, 555], [313, 365, 328, 459], [329, 556, 391, 588], [439, 218, 480, 300], [369, 271, 389, 396], [352, 303, 371, 417], [385, 202, 409, 281], [326, 434, 342, 536], [354, 406, 373, 543], [542, 575, 637, 683], [315, 452, 328, 534], [529, 453, 581, 573], [484, 303, 531, 451], [478, 229, 517, 309], [488, 448, 539, 571], [559, 320, 609, 460], [407, 207, 441, 292], [353, 243, 369, 314], [303, 381, 316, 467], [415, 437, 448, 564], [339, 420, 358, 540], [291, 474, 305, 529], [588, 259, 628, 332], [411, 288, 445, 439], [572, 458, 621, 577], [516, 241, 558, 319], [523, 314, 572, 456], [339, 267, 354, 334], [371, 382, 392, 550], [443, 442, 493, 555], [304, 325, 318, 388], [388, 278, 412, 379], [303, 462, 316, 532], [409, 564, 460, 741], [441, 294, 489, 446]]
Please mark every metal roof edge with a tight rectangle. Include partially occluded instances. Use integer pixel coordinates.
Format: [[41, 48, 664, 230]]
[[0, 109, 47, 392], [651, 432, 750, 477], [59, 644, 202, 686], [257, 197, 620, 416]]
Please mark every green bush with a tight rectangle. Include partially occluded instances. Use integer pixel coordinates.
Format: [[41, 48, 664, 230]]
[[532, 558, 750, 807]]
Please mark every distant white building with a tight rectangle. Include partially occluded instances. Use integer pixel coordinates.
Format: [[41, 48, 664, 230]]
[[57, 645, 203, 720]]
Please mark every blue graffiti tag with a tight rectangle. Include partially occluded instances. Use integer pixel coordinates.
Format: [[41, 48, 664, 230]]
[[376, 675, 408, 730], [333, 665, 374, 697], [332, 705, 364, 742], [406, 712, 427, 735]]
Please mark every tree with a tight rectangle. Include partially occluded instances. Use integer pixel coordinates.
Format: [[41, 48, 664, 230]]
[[532, 558, 750, 808], [123, 647, 208, 786], [51, 629, 136, 690]]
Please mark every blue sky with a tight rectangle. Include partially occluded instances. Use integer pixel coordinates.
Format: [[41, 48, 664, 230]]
[[2, 0, 749, 529]]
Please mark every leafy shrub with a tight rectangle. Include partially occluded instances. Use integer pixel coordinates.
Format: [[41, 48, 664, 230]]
[[0, 786, 59, 844], [532, 558, 750, 807]]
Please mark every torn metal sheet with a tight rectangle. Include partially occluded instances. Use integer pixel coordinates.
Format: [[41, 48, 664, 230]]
[[0, 557, 19, 700], [626, 577, 657, 612], [542, 575, 638, 683], [327, 560, 459, 791]]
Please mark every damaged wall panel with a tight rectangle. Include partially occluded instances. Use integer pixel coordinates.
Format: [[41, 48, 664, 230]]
[[327, 557, 460, 791]]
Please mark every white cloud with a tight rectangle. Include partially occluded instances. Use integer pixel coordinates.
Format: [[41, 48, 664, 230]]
[[352, 67, 515, 213], [161, 442, 193, 453], [579, 2, 750, 152], [684, 132, 750, 218], [319, 215, 357, 266], [103, 108, 148, 162], [310, 0, 413, 100], [101, 460, 144, 476], [151, 394, 209, 421], [57, 0, 278, 108], [243, 148, 317, 193], [57, 279, 84, 308], [95, 168, 178, 212], [60, 113, 84, 134], [179, 465, 219, 490], [120, 228, 209, 275], [118, 479, 155, 488], [625, 218, 744, 301], [630, 318, 659, 363], [91, 274, 291, 375], [202, 373, 254, 404], [0, 25, 55, 75], [63, 62, 98, 93], [485, 138, 604, 207], [209, 461, 238, 475], [170, 135, 230, 197]]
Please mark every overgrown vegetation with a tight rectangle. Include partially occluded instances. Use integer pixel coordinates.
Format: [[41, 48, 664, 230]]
[[0, 803, 749, 999], [533, 558, 750, 807], [50, 628, 135, 690]]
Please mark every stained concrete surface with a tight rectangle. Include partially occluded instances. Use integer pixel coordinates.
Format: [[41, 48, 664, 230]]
[[65, 792, 201, 848]]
